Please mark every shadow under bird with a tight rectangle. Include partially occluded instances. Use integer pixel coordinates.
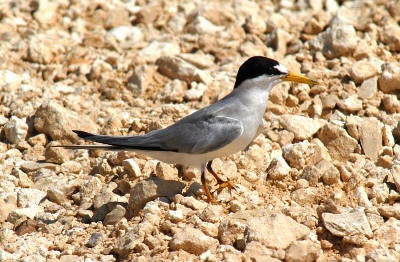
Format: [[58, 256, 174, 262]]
[[57, 56, 318, 203]]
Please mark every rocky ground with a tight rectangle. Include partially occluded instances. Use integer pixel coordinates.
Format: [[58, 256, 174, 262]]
[[1, 0, 400, 261]]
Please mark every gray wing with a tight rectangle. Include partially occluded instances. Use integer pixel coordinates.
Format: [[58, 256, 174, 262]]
[[72, 115, 243, 154]]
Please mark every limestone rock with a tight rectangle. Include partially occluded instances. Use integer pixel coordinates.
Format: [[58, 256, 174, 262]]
[[4, 116, 29, 144], [169, 227, 218, 255], [279, 114, 325, 140], [285, 239, 322, 262], [358, 77, 378, 99], [34, 101, 97, 142], [349, 61, 378, 84], [359, 117, 382, 162], [322, 208, 373, 238], [156, 56, 211, 84], [128, 178, 185, 215], [317, 123, 359, 161], [379, 62, 400, 93]]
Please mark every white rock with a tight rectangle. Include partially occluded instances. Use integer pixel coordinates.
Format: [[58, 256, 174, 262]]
[[337, 94, 363, 112], [4, 116, 28, 144], [185, 82, 207, 101], [379, 62, 400, 92], [122, 158, 142, 178], [186, 16, 223, 35], [137, 40, 180, 63], [279, 114, 325, 140], [267, 155, 291, 180], [0, 70, 21, 91], [350, 60, 378, 84], [359, 117, 383, 162], [17, 188, 47, 208], [322, 208, 373, 237], [358, 77, 377, 99], [169, 227, 219, 255], [107, 26, 143, 43]]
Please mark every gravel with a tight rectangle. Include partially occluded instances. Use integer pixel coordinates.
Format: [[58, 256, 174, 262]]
[[1, 0, 400, 261]]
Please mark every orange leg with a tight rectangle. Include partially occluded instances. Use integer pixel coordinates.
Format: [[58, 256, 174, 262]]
[[206, 160, 236, 192]]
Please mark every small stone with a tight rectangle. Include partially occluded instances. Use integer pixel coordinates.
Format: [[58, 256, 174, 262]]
[[359, 117, 382, 162], [374, 218, 400, 247], [279, 115, 325, 140], [86, 232, 104, 248], [382, 94, 400, 114], [371, 183, 389, 204], [34, 100, 97, 142], [17, 188, 46, 208], [169, 227, 219, 255], [4, 116, 28, 144], [128, 177, 185, 216], [186, 16, 223, 35], [267, 155, 291, 180], [155, 162, 178, 180], [378, 62, 400, 93], [106, 26, 144, 48], [160, 79, 186, 103], [378, 204, 400, 220], [311, 25, 358, 58], [285, 239, 322, 262], [47, 188, 66, 205], [137, 41, 180, 64], [316, 160, 340, 185], [167, 209, 184, 222], [349, 61, 378, 84], [179, 196, 208, 211], [122, 158, 142, 178], [104, 205, 126, 225], [337, 95, 363, 112], [185, 82, 207, 101], [358, 77, 378, 99], [156, 56, 211, 84], [317, 123, 359, 161], [178, 53, 215, 69], [320, 93, 339, 109], [379, 24, 400, 52], [322, 208, 373, 238], [33, 0, 58, 26]]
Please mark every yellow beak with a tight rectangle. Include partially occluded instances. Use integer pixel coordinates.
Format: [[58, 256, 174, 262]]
[[281, 72, 318, 86]]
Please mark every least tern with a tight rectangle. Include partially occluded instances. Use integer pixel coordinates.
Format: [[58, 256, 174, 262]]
[[58, 56, 317, 203]]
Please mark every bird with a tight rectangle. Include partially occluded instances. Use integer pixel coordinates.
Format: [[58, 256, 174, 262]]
[[57, 56, 318, 203]]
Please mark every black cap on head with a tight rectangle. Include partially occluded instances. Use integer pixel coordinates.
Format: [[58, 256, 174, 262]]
[[234, 56, 287, 88]]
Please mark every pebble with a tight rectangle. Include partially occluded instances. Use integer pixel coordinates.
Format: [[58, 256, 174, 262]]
[[349, 60, 378, 84], [337, 95, 363, 112], [358, 77, 377, 99], [379, 24, 400, 52], [267, 155, 291, 180], [382, 94, 400, 114], [128, 178, 185, 215], [359, 117, 382, 162], [17, 188, 46, 208], [169, 227, 219, 255], [322, 208, 373, 237], [156, 56, 211, 84], [34, 100, 97, 142], [137, 40, 180, 63], [4, 116, 28, 144], [122, 158, 142, 178], [378, 62, 400, 92], [317, 123, 359, 161], [285, 239, 322, 262], [279, 114, 325, 140]]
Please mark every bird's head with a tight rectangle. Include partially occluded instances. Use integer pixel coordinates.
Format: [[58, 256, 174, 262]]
[[234, 56, 318, 89]]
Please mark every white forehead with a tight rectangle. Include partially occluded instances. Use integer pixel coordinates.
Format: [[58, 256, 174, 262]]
[[274, 64, 288, 74]]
